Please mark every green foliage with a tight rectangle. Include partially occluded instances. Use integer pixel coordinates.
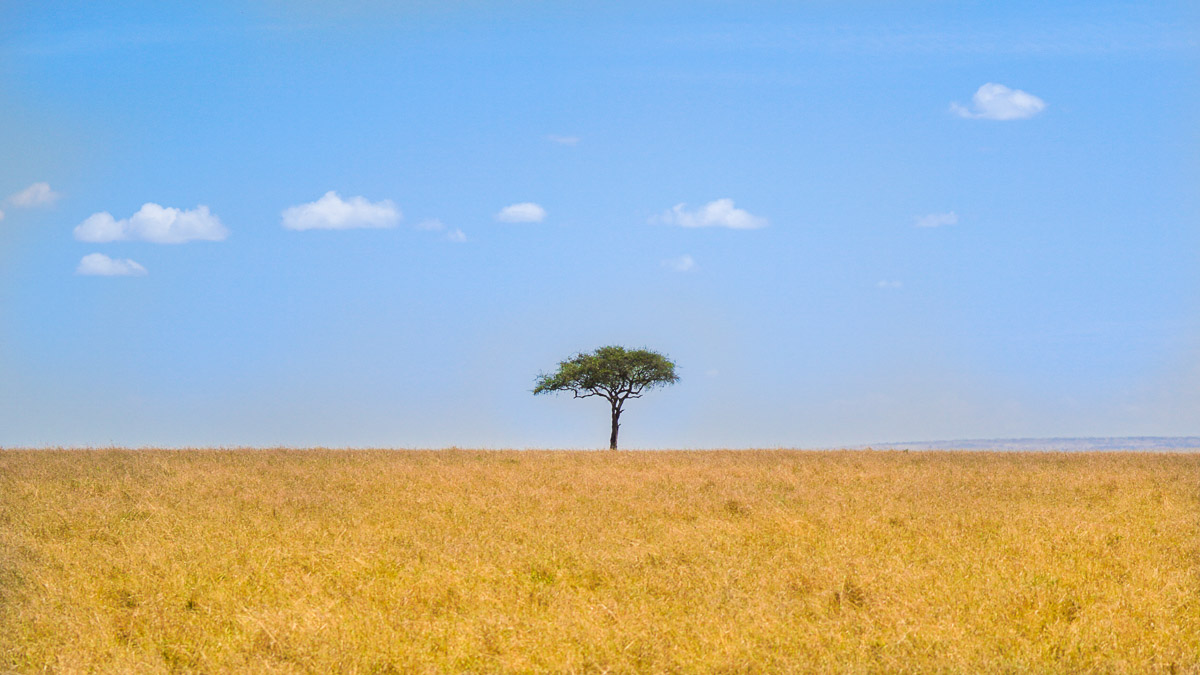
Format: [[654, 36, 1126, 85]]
[[533, 346, 678, 403]]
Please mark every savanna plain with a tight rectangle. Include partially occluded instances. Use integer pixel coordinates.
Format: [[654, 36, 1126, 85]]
[[1, 449, 1197, 673]]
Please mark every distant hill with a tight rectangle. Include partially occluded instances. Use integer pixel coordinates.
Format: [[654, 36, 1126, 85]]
[[864, 437, 1200, 451]]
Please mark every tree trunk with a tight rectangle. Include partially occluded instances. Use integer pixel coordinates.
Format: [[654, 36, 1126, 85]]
[[609, 403, 621, 450]]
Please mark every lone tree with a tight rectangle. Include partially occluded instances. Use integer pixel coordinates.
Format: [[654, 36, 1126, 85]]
[[534, 345, 678, 450]]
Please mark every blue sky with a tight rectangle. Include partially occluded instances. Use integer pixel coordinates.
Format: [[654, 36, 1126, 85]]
[[1, 1, 1197, 448]]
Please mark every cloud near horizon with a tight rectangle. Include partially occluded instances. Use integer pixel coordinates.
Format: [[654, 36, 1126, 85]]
[[282, 191, 401, 230], [495, 202, 546, 223], [915, 211, 958, 228], [8, 182, 61, 207], [653, 198, 767, 229], [951, 83, 1046, 120], [74, 203, 228, 243], [76, 253, 147, 276]]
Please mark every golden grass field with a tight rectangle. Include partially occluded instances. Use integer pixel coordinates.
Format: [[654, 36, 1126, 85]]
[[1, 449, 1197, 673]]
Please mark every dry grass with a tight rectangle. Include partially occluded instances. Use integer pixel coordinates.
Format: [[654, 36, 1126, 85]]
[[0, 449, 1197, 673]]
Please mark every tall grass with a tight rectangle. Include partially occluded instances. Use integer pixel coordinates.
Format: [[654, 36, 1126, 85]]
[[1, 449, 1197, 672]]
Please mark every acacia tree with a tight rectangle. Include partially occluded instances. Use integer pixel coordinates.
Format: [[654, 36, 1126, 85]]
[[534, 345, 679, 450]]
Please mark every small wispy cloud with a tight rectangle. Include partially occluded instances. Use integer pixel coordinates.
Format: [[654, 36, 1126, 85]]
[[546, 134, 580, 146], [496, 202, 546, 223], [8, 182, 61, 207], [653, 198, 767, 229], [877, 280, 903, 290], [662, 22, 1195, 58], [0, 209, 5, 222], [662, 254, 696, 272], [76, 253, 147, 276], [951, 83, 1046, 120], [282, 191, 401, 231], [74, 203, 228, 244], [915, 211, 958, 228], [414, 218, 466, 242], [13, 26, 188, 57]]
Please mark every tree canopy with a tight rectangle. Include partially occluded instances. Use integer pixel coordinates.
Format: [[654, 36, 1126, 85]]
[[534, 345, 678, 449]]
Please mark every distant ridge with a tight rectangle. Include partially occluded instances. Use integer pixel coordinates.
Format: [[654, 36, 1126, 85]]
[[864, 437, 1200, 451]]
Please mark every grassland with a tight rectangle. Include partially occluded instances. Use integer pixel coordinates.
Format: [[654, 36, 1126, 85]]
[[0, 449, 1197, 673]]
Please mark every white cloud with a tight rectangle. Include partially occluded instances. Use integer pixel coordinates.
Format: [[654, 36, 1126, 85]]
[[915, 211, 958, 228], [877, 280, 903, 290], [653, 198, 767, 229], [74, 203, 228, 244], [496, 202, 546, 223], [951, 83, 1046, 120], [8, 182, 61, 207], [281, 191, 401, 231], [662, 254, 696, 272], [546, 134, 580, 146], [0, 209, 5, 222], [414, 218, 465, 242], [76, 253, 147, 276]]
